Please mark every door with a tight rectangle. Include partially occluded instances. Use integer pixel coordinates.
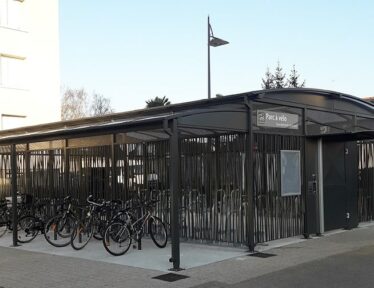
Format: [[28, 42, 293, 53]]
[[323, 140, 358, 231]]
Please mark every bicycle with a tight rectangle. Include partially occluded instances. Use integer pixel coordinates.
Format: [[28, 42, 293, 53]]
[[44, 196, 77, 247], [0, 197, 27, 237], [103, 199, 168, 256], [17, 200, 48, 243], [0, 201, 10, 238], [70, 195, 107, 250]]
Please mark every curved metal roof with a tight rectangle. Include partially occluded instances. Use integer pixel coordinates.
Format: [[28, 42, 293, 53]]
[[245, 87, 374, 110], [0, 88, 372, 144]]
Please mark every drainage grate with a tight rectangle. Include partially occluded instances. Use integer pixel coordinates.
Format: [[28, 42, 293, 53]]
[[152, 273, 189, 282], [249, 252, 277, 258]]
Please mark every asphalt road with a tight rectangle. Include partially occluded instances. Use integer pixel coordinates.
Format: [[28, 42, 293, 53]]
[[231, 245, 374, 288], [1, 224, 374, 288]]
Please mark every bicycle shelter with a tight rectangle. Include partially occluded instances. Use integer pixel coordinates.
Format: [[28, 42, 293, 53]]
[[0, 88, 373, 270]]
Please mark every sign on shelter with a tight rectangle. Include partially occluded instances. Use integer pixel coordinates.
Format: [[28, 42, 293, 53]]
[[257, 110, 299, 129]]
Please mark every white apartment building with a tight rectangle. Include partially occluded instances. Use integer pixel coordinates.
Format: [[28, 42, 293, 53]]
[[0, 0, 60, 130]]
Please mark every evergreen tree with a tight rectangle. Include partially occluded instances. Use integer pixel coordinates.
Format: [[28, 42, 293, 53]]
[[145, 96, 171, 108], [273, 61, 286, 89], [261, 67, 275, 89], [287, 65, 306, 88]]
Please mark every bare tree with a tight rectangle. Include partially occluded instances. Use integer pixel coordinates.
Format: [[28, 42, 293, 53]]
[[90, 93, 114, 116], [61, 88, 88, 120]]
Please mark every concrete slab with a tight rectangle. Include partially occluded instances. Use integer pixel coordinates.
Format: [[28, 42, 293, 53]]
[[0, 232, 247, 272], [3, 223, 371, 273]]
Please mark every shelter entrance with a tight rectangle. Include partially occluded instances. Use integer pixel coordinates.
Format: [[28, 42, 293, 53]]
[[322, 140, 358, 231], [305, 138, 359, 235]]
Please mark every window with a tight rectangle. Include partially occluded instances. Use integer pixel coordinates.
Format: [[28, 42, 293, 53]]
[[1, 114, 26, 130], [0, 0, 24, 30], [280, 150, 301, 196], [0, 54, 26, 88]]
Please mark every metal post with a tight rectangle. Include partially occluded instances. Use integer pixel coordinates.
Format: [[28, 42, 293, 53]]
[[62, 139, 70, 217], [111, 134, 117, 200], [11, 144, 19, 247], [245, 100, 255, 251], [169, 118, 182, 270], [48, 150, 54, 199], [25, 144, 31, 196], [63, 139, 68, 196], [317, 138, 324, 234], [302, 108, 310, 238], [208, 16, 211, 99]]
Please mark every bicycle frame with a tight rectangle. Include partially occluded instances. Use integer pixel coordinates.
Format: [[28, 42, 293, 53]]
[[129, 209, 151, 237]]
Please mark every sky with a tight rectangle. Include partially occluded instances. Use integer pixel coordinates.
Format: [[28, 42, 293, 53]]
[[59, 0, 374, 113]]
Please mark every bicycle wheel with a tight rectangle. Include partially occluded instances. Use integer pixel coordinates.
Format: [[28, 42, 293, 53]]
[[18, 215, 39, 243], [103, 221, 131, 256], [93, 221, 106, 240], [0, 212, 7, 238], [149, 216, 167, 248], [71, 219, 93, 250], [44, 214, 76, 247]]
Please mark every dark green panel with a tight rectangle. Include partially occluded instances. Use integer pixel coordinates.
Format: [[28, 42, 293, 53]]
[[345, 141, 359, 229], [304, 138, 318, 235], [323, 141, 346, 231]]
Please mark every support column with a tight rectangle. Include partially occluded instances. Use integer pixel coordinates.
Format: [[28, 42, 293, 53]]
[[48, 150, 55, 199], [317, 138, 324, 234], [245, 101, 255, 251], [64, 139, 69, 198], [11, 144, 19, 247], [25, 144, 31, 196], [111, 134, 117, 200], [302, 108, 310, 238], [169, 119, 181, 270]]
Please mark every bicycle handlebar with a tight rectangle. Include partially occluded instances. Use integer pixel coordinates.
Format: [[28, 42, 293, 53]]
[[86, 195, 105, 207]]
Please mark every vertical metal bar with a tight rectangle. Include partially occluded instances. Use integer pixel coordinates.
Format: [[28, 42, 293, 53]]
[[25, 144, 31, 196], [111, 134, 117, 200], [245, 100, 255, 251], [317, 138, 324, 234], [49, 150, 54, 200], [64, 139, 69, 199], [302, 107, 310, 238], [371, 142, 374, 221], [170, 118, 181, 270], [11, 144, 19, 246]]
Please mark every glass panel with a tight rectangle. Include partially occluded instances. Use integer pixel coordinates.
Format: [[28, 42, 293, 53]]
[[356, 117, 374, 132], [280, 150, 301, 196], [306, 109, 353, 135], [0, 0, 7, 26], [7, 0, 24, 30], [1, 114, 26, 129], [0, 56, 26, 88]]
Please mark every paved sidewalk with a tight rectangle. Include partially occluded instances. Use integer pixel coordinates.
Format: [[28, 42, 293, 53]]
[[0, 223, 374, 288]]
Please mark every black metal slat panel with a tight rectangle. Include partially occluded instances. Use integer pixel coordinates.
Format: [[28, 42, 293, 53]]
[[358, 140, 374, 222], [0, 132, 310, 247], [253, 134, 304, 243]]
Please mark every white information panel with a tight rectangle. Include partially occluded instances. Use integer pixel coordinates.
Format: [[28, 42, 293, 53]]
[[280, 150, 301, 196]]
